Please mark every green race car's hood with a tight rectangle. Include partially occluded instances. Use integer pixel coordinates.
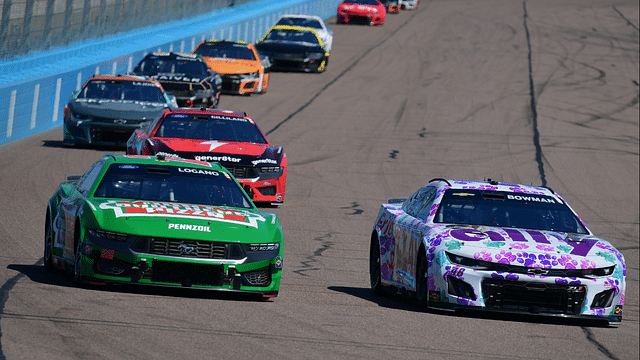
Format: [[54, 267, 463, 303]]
[[86, 199, 279, 242]]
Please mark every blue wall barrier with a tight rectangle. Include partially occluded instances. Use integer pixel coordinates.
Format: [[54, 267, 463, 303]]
[[0, 0, 342, 146]]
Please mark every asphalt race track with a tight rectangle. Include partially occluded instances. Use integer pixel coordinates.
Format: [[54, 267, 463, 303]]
[[0, 1, 638, 359]]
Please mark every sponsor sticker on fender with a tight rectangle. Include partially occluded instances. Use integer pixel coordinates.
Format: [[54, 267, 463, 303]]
[[252, 158, 278, 165], [99, 200, 265, 228], [168, 223, 211, 232], [195, 155, 242, 163]]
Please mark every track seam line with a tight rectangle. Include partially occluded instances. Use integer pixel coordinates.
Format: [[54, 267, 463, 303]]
[[0, 258, 41, 360], [265, 9, 423, 136], [581, 327, 621, 360], [523, 2, 626, 358], [522, 0, 547, 187], [0, 272, 28, 360], [612, 5, 639, 32]]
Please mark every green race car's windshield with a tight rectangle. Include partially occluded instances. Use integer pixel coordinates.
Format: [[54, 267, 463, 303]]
[[133, 56, 211, 75], [263, 29, 319, 45], [94, 164, 252, 208], [194, 42, 256, 60], [276, 17, 323, 30], [155, 113, 268, 144], [79, 79, 166, 102], [433, 189, 588, 234]]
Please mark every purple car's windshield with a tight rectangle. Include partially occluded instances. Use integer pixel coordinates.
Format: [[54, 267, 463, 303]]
[[434, 189, 588, 234]]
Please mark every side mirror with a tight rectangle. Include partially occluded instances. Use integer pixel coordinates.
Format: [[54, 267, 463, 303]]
[[167, 95, 178, 108], [243, 185, 255, 199], [139, 120, 152, 129], [66, 174, 82, 182], [260, 55, 271, 70]]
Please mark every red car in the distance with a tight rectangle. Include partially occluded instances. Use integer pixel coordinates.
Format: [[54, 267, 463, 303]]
[[337, 0, 387, 26], [126, 108, 287, 205]]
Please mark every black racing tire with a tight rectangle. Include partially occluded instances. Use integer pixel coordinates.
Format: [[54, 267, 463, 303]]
[[416, 250, 429, 309], [62, 135, 75, 147], [369, 235, 385, 295], [73, 225, 85, 286], [62, 123, 76, 147], [44, 214, 55, 272]]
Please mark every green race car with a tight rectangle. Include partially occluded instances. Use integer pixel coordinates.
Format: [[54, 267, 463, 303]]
[[44, 154, 283, 298]]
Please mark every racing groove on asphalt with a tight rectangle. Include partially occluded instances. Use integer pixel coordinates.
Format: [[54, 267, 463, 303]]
[[264, 8, 421, 137], [0, 1, 638, 359]]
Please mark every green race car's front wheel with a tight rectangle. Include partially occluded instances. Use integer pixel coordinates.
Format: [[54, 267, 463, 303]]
[[73, 234, 84, 286]]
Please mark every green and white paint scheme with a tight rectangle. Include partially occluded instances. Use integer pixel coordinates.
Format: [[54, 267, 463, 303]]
[[45, 154, 283, 298]]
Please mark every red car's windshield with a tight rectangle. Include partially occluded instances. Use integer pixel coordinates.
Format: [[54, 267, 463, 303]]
[[154, 114, 268, 144]]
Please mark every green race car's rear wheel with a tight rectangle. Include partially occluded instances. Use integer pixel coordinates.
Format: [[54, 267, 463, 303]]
[[44, 215, 55, 272]]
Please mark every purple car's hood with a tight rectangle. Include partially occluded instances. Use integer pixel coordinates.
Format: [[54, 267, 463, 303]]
[[429, 225, 622, 270]]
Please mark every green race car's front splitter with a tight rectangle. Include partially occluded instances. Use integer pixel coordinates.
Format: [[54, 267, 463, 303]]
[[74, 239, 282, 296]]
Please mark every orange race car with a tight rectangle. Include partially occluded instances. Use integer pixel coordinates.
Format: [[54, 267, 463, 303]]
[[194, 40, 269, 95], [382, 0, 401, 13]]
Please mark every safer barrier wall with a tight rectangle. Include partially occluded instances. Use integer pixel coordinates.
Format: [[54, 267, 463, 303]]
[[0, 1, 259, 61], [0, 0, 342, 146]]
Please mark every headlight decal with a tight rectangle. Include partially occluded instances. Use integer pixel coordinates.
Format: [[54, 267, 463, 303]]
[[87, 229, 129, 242], [258, 166, 284, 174], [446, 251, 618, 278], [243, 243, 281, 263], [71, 111, 91, 121], [249, 243, 279, 252]]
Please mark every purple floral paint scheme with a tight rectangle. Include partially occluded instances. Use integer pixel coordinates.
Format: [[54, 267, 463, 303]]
[[369, 179, 626, 325]]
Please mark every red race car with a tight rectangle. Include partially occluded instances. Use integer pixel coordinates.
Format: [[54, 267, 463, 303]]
[[337, 0, 387, 26], [126, 108, 287, 205]]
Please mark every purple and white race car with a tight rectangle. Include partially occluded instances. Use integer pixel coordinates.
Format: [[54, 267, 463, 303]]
[[370, 179, 626, 324]]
